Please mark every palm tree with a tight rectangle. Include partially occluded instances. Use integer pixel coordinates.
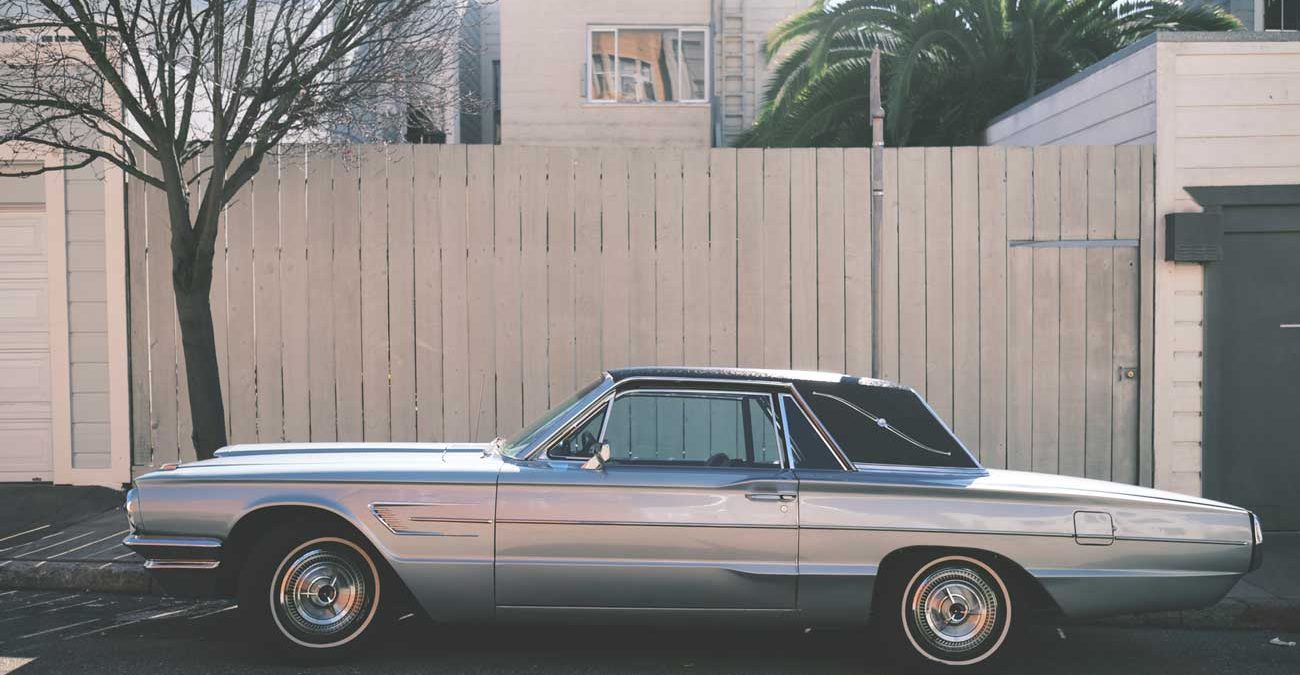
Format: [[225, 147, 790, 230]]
[[738, 0, 1239, 147]]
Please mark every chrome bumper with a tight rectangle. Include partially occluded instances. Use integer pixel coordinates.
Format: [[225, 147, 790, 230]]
[[123, 534, 223, 570]]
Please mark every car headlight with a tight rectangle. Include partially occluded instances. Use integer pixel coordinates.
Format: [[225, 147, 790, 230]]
[[125, 488, 140, 532]]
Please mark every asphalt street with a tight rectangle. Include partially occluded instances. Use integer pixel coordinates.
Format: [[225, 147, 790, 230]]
[[0, 590, 1297, 674]]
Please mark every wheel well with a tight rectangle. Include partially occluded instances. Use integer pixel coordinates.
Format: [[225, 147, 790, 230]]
[[217, 506, 382, 597], [871, 546, 1060, 618]]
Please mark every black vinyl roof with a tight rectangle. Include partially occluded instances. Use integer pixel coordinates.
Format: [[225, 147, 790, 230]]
[[606, 366, 911, 391]]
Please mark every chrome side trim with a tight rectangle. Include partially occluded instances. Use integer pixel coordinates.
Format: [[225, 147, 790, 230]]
[[801, 524, 1076, 539], [143, 559, 220, 570], [497, 517, 798, 530], [370, 503, 491, 537], [123, 534, 222, 549], [1112, 534, 1248, 547]]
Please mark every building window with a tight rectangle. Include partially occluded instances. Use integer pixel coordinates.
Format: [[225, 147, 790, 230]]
[[1265, 0, 1300, 29], [588, 26, 709, 103]]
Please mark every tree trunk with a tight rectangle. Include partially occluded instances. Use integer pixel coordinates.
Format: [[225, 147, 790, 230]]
[[175, 285, 228, 460]]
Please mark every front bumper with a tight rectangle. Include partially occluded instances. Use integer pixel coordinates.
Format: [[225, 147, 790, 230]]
[[123, 534, 225, 597]]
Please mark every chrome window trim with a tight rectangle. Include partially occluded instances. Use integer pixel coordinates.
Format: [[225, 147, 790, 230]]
[[518, 374, 616, 460], [544, 386, 786, 469]]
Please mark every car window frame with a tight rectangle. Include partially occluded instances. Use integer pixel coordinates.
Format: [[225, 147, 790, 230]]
[[778, 393, 853, 472], [543, 385, 788, 470]]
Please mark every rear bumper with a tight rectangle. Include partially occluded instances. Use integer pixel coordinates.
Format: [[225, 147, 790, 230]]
[[123, 534, 225, 597]]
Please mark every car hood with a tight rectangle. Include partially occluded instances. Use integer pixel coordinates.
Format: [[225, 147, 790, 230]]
[[135, 442, 504, 485], [975, 468, 1245, 513]]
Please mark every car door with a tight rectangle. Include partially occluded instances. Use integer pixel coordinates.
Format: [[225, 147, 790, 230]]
[[495, 386, 799, 611]]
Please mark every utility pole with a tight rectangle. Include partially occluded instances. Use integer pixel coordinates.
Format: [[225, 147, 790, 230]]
[[869, 46, 884, 379]]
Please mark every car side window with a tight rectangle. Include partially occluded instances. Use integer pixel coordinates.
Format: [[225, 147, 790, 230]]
[[780, 395, 844, 470], [548, 402, 609, 459], [601, 390, 781, 469]]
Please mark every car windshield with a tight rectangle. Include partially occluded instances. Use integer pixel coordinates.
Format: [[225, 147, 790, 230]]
[[498, 377, 604, 458]]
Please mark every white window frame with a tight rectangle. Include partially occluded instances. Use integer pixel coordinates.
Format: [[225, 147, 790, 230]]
[[587, 25, 710, 104]]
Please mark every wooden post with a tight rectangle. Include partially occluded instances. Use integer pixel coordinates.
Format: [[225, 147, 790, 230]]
[[869, 46, 884, 378]]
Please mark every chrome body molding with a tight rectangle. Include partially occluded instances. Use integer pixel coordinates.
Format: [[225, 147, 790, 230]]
[[144, 559, 221, 570], [128, 367, 1259, 625]]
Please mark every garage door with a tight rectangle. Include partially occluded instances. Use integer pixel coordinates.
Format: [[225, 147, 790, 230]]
[[0, 212, 53, 482]]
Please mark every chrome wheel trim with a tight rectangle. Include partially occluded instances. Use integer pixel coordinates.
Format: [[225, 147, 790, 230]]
[[900, 556, 1011, 666], [269, 537, 381, 649]]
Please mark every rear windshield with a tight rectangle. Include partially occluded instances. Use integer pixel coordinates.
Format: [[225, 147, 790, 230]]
[[798, 382, 977, 469]]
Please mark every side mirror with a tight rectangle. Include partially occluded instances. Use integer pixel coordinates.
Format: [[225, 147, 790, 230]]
[[582, 442, 612, 471]]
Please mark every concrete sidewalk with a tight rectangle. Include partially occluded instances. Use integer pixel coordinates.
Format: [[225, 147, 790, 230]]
[[2, 495, 1297, 631]]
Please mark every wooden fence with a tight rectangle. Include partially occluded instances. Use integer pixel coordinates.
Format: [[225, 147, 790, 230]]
[[128, 144, 1155, 484]]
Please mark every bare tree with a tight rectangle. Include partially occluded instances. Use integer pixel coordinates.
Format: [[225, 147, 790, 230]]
[[0, 0, 473, 459]]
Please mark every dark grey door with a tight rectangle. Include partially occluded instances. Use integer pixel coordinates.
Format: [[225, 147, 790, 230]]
[[1205, 204, 1300, 531]]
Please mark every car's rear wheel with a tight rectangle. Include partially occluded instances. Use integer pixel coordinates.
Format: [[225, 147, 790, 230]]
[[237, 521, 384, 661], [880, 554, 1016, 671]]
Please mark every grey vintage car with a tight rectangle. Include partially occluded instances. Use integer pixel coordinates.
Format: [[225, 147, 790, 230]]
[[125, 367, 1263, 668]]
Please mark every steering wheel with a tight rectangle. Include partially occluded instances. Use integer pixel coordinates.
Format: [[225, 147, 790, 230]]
[[578, 431, 599, 457]]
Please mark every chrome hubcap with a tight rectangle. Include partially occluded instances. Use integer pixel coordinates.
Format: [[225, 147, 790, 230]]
[[911, 566, 999, 653], [277, 546, 370, 638]]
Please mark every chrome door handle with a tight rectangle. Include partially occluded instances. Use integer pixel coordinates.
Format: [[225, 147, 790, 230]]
[[746, 492, 797, 502]]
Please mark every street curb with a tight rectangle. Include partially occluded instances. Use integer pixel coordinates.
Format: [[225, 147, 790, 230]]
[[1091, 599, 1300, 633], [0, 559, 154, 595]]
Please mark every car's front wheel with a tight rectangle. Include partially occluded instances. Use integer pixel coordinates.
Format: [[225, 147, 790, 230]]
[[237, 521, 384, 661], [881, 554, 1016, 671]]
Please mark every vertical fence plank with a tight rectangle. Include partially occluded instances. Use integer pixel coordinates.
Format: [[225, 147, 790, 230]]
[[627, 149, 656, 368], [466, 146, 496, 439], [144, 175, 179, 462], [360, 147, 390, 441], [880, 149, 900, 382], [600, 148, 630, 371], [494, 146, 523, 436], [789, 149, 817, 370], [441, 145, 470, 437], [844, 149, 871, 377], [897, 148, 926, 394], [574, 149, 604, 380], [1005, 148, 1033, 471], [1032, 146, 1061, 475], [208, 160, 231, 442], [1058, 145, 1088, 477], [977, 147, 1007, 468], [925, 149, 956, 421], [413, 146, 444, 441], [387, 146, 417, 441], [816, 148, 846, 373], [683, 149, 710, 366], [332, 149, 363, 441], [254, 154, 284, 442], [760, 149, 790, 368], [736, 149, 764, 367], [708, 149, 738, 368], [1137, 145, 1156, 487], [225, 155, 257, 445], [951, 147, 980, 451], [1112, 146, 1140, 484], [1085, 145, 1116, 480], [126, 174, 151, 464], [924, 147, 954, 424], [520, 147, 549, 421], [280, 150, 310, 441], [547, 148, 576, 401], [306, 150, 337, 441], [654, 149, 684, 367]]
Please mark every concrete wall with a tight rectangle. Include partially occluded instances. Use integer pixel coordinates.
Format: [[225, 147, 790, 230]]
[[984, 32, 1300, 496]]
